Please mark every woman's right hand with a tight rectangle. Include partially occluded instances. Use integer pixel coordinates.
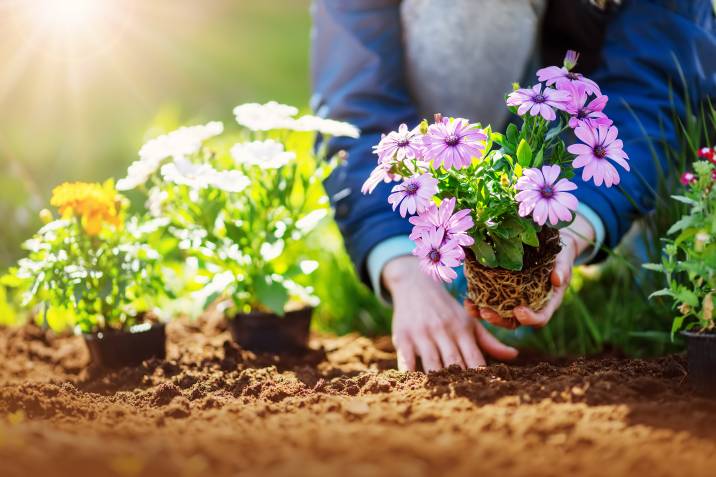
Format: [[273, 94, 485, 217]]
[[382, 256, 518, 372]]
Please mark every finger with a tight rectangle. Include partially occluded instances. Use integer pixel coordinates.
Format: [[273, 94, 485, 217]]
[[464, 299, 480, 318], [475, 321, 519, 361], [394, 336, 417, 372], [433, 329, 466, 369], [456, 327, 486, 368], [414, 335, 442, 372], [479, 308, 518, 329], [551, 252, 573, 287]]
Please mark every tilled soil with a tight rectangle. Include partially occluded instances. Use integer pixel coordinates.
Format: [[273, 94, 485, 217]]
[[1, 317, 715, 477]]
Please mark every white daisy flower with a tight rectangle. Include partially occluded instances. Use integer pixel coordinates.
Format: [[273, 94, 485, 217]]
[[260, 239, 285, 261], [291, 115, 360, 138], [233, 101, 298, 131], [230, 139, 295, 169], [295, 209, 328, 233], [209, 170, 251, 193], [160, 158, 217, 190]]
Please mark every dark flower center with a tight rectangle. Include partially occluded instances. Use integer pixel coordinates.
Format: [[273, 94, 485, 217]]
[[566, 72, 580, 80], [541, 185, 554, 198], [445, 134, 460, 146], [397, 138, 410, 147], [405, 182, 419, 194], [428, 249, 441, 263], [577, 109, 587, 119], [533, 94, 546, 104], [594, 145, 607, 158]]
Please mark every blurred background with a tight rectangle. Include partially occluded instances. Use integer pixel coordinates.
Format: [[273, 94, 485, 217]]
[[0, 0, 693, 356], [0, 0, 311, 267]]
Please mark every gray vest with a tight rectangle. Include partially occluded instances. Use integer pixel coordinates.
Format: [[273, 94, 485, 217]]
[[401, 0, 547, 127]]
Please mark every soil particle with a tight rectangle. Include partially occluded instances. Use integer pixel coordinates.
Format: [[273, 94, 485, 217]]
[[0, 320, 715, 477]]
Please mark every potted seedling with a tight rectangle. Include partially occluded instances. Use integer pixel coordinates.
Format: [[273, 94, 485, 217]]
[[645, 150, 716, 395], [116, 104, 357, 353], [363, 51, 629, 324], [2, 181, 168, 368]]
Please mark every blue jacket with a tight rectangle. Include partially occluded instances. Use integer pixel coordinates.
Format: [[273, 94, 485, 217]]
[[311, 0, 716, 284]]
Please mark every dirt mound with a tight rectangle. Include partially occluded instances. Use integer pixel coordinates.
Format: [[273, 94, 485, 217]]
[[0, 319, 715, 477]]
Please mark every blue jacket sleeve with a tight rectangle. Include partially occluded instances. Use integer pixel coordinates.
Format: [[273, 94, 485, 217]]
[[572, 0, 716, 248], [310, 0, 420, 283]]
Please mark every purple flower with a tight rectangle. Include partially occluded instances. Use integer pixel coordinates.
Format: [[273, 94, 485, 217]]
[[567, 125, 630, 187], [537, 65, 601, 97], [372, 123, 424, 163], [361, 162, 402, 194], [516, 165, 579, 226], [422, 117, 486, 170], [506, 84, 570, 121], [563, 50, 580, 71], [564, 84, 612, 129], [409, 197, 474, 247], [680, 171, 697, 186], [387, 173, 438, 217], [412, 227, 463, 283]]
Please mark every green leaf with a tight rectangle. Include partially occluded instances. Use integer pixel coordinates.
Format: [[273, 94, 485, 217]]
[[516, 139, 532, 167], [254, 278, 289, 315], [506, 123, 518, 145], [648, 288, 672, 299], [493, 216, 523, 239], [471, 236, 497, 268], [676, 288, 699, 307], [494, 236, 524, 271], [670, 195, 697, 205], [642, 263, 665, 273], [520, 225, 539, 247], [667, 215, 695, 235], [533, 148, 544, 168], [670, 315, 686, 339], [225, 221, 243, 243], [545, 126, 563, 142]]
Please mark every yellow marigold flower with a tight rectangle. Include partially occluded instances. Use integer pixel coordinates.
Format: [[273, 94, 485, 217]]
[[50, 181, 123, 235]]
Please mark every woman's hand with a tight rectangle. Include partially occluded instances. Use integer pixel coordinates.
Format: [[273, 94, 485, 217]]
[[468, 214, 596, 329], [383, 256, 518, 372]]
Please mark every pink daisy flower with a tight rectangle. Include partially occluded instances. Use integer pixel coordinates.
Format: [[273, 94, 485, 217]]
[[409, 197, 474, 247], [387, 173, 438, 217], [536, 65, 601, 97], [422, 117, 486, 170], [564, 83, 612, 129], [563, 50, 580, 71], [516, 165, 579, 226], [412, 227, 463, 283], [506, 84, 570, 121], [680, 171, 697, 186], [372, 123, 424, 163], [567, 125, 630, 187], [361, 162, 402, 194], [697, 146, 715, 164]]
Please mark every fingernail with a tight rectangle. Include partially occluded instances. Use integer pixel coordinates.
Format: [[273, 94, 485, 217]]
[[514, 308, 527, 321]]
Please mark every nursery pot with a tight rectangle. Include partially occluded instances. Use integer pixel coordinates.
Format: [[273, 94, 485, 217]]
[[83, 322, 167, 369], [682, 331, 716, 396], [464, 227, 561, 326], [227, 308, 313, 354]]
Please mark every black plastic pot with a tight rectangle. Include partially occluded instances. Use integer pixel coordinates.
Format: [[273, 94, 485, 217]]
[[682, 331, 716, 396], [227, 308, 313, 354], [83, 322, 167, 369]]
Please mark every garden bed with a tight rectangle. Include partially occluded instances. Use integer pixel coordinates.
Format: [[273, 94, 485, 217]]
[[1, 318, 715, 477]]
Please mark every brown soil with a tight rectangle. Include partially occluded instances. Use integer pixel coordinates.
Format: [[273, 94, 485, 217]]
[[1, 317, 715, 477]]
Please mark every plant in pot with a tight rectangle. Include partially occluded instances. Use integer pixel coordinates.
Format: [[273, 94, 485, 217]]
[[115, 104, 357, 353], [362, 51, 629, 325], [645, 151, 716, 395], [2, 181, 168, 368]]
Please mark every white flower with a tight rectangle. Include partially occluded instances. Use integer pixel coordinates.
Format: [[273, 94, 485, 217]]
[[299, 260, 319, 275], [233, 101, 298, 131], [117, 121, 223, 190], [193, 270, 235, 304], [260, 239, 285, 261], [283, 279, 320, 308], [146, 187, 166, 217], [230, 139, 295, 169], [291, 115, 360, 138], [209, 170, 251, 193], [295, 209, 328, 233], [161, 158, 217, 190]]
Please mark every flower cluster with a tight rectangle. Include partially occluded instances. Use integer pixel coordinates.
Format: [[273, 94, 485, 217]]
[[645, 150, 716, 334], [363, 51, 629, 282], [50, 181, 123, 235]]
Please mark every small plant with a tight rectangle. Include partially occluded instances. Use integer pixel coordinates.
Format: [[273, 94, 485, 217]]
[[363, 51, 628, 318], [116, 102, 358, 317], [2, 181, 167, 333], [645, 148, 716, 336]]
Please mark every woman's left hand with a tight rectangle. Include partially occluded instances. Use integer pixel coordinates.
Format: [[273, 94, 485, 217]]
[[466, 214, 595, 329]]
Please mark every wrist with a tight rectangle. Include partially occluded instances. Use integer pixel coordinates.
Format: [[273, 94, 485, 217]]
[[382, 255, 422, 295], [562, 213, 596, 258]]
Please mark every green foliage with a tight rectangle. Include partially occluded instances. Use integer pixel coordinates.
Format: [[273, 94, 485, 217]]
[[645, 159, 716, 335], [2, 207, 168, 333]]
